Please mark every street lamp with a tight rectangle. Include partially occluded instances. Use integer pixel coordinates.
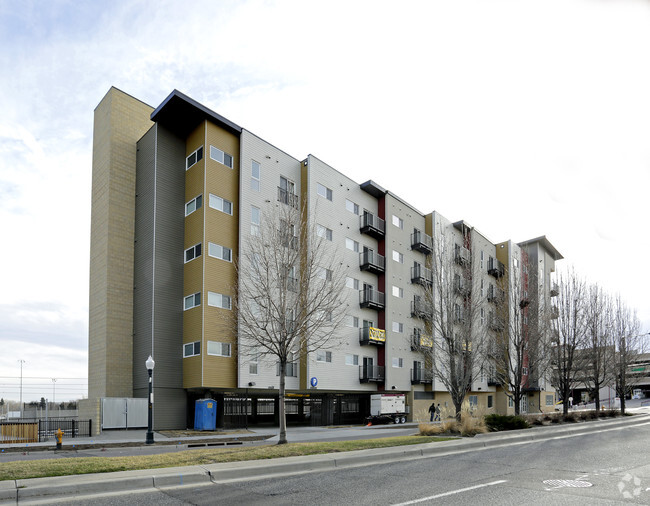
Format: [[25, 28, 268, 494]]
[[145, 355, 155, 445]]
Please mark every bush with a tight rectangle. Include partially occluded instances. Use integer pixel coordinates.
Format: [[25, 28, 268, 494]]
[[484, 414, 530, 432]]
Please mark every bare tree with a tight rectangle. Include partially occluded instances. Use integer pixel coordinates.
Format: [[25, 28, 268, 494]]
[[552, 268, 589, 415], [582, 284, 615, 411], [491, 252, 552, 415], [611, 296, 643, 415], [233, 202, 347, 444], [425, 222, 488, 421]]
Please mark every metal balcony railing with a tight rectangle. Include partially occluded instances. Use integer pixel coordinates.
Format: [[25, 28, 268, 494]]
[[359, 212, 385, 239], [411, 369, 433, 384], [411, 231, 433, 255], [359, 365, 385, 383], [277, 187, 299, 208], [454, 244, 470, 265], [488, 258, 505, 278], [359, 288, 385, 310], [359, 250, 385, 274], [411, 265, 433, 287], [411, 299, 433, 320], [359, 326, 386, 345]]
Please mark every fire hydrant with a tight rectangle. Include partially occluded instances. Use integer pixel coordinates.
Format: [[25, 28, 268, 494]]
[[55, 428, 63, 450]]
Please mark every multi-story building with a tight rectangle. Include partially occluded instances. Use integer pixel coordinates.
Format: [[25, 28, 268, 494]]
[[83, 87, 562, 431]]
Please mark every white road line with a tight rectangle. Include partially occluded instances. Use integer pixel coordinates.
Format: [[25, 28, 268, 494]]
[[392, 480, 508, 505]]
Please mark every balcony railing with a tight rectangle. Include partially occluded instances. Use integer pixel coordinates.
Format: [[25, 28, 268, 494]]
[[276, 362, 298, 377], [277, 187, 299, 208], [359, 365, 385, 383], [359, 250, 385, 274], [411, 369, 433, 384], [454, 244, 470, 265], [487, 377, 499, 386], [411, 331, 433, 351], [489, 315, 505, 331], [411, 265, 433, 287], [359, 212, 385, 239], [488, 258, 505, 278], [550, 283, 559, 297], [359, 288, 385, 310], [454, 275, 470, 296], [359, 326, 386, 346], [281, 235, 298, 250], [411, 299, 433, 320], [411, 231, 433, 255]]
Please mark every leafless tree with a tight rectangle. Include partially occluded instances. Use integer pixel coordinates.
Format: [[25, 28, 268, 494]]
[[582, 284, 615, 411], [611, 295, 643, 415], [491, 253, 552, 415], [551, 268, 589, 415], [424, 222, 488, 421], [233, 202, 347, 444]]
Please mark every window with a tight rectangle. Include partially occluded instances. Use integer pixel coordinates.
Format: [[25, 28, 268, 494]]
[[208, 242, 232, 262], [208, 292, 231, 310], [488, 395, 493, 408], [186, 146, 203, 170], [185, 195, 202, 216], [184, 293, 200, 310], [480, 279, 484, 297], [318, 267, 333, 281], [183, 341, 200, 358], [317, 224, 333, 241], [546, 395, 554, 406], [316, 350, 332, 362], [522, 367, 528, 376], [210, 145, 233, 168], [207, 341, 231, 357], [392, 286, 403, 298], [392, 321, 404, 333], [184, 243, 202, 263], [392, 215, 403, 229], [249, 353, 259, 375], [345, 199, 359, 215], [251, 206, 261, 235], [508, 397, 514, 407], [469, 395, 478, 408], [317, 182, 333, 201], [480, 250, 484, 269], [392, 357, 403, 368], [251, 161, 260, 191], [346, 277, 360, 290], [209, 194, 233, 215], [346, 238, 360, 252], [345, 354, 359, 366], [392, 250, 403, 263], [480, 308, 485, 325], [347, 315, 359, 328]]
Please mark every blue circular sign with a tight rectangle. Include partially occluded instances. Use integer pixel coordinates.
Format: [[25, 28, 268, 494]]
[[310, 377, 318, 387]]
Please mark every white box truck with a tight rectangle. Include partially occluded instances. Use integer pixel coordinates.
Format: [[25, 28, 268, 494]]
[[367, 394, 407, 424]]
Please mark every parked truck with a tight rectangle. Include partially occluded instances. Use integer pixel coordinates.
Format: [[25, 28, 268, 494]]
[[367, 394, 408, 424]]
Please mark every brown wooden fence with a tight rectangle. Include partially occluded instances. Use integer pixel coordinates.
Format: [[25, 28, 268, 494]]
[[0, 422, 38, 443]]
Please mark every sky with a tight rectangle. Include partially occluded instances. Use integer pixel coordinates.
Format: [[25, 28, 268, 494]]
[[0, 0, 649, 403]]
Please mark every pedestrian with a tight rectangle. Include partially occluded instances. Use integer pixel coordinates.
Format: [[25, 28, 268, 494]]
[[434, 403, 441, 421], [428, 402, 436, 422]]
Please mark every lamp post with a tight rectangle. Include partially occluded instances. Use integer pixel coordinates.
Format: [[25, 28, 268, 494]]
[[145, 355, 155, 445]]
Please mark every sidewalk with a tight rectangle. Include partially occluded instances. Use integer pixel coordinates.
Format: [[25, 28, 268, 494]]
[[1, 412, 649, 503]]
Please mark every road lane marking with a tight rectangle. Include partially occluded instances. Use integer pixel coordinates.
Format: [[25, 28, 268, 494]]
[[392, 480, 508, 505]]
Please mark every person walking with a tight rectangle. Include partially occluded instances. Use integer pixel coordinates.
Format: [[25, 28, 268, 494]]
[[434, 403, 441, 421], [428, 402, 436, 422]]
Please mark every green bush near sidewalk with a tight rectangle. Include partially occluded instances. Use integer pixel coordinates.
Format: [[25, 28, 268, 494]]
[[484, 414, 530, 431]]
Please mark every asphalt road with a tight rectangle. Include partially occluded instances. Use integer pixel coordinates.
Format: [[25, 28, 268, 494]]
[[34, 419, 650, 505]]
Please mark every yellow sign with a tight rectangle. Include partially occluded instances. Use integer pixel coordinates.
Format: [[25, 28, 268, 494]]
[[207, 402, 213, 408], [369, 327, 386, 342], [420, 335, 433, 348]]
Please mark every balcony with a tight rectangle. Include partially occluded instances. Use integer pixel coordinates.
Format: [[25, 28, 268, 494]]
[[359, 288, 385, 310], [359, 326, 386, 345], [359, 365, 385, 383], [276, 362, 298, 377], [411, 331, 433, 351], [454, 244, 470, 265], [411, 265, 433, 287], [488, 258, 505, 278], [487, 377, 499, 386], [550, 283, 559, 297], [411, 369, 433, 384], [411, 299, 433, 320], [489, 315, 505, 332], [359, 212, 385, 239], [487, 285, 505, 304], [281, 235, 298, 250], [411, 231, 433, 255], [277, 187, 299, 208], [359, 250, 385, 275]]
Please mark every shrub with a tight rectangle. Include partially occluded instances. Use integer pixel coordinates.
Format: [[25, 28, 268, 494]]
[[418, 423, 444, 436], [562, 412, 577, 423], [484, 414, 530, 431]]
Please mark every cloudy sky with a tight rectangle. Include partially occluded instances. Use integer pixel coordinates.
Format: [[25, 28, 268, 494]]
[[1, 0, 648, 403]]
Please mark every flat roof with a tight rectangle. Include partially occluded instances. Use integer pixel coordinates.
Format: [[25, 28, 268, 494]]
[[518, 235, 564, 261], [150, 89, 242, 138]]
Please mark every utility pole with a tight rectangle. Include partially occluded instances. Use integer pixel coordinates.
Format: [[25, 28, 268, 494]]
[[18, 359, 25, 419]]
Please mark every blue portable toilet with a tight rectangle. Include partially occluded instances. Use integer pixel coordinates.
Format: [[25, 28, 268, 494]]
[[194, 399, 217, 430]]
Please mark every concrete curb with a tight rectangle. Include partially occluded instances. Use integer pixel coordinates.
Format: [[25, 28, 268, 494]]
[[1, 414, 648, 503]]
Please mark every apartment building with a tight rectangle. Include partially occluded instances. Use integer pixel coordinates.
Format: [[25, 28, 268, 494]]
[[84, 87, 562, 430]]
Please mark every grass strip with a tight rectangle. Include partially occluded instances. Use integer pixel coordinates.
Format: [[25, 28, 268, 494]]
[[0, 435, 455, 481]]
